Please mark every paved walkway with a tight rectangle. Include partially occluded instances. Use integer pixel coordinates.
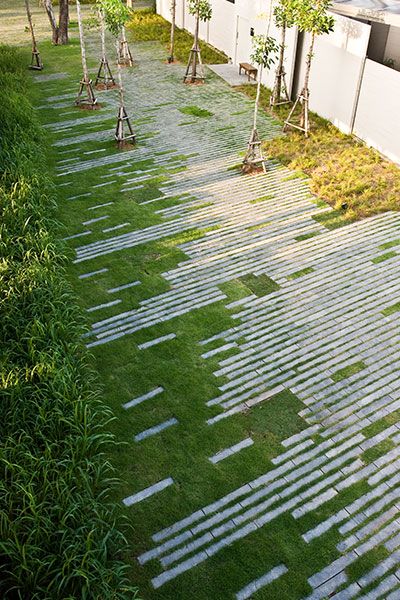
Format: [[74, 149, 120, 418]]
[[40, 38, 400, 599]]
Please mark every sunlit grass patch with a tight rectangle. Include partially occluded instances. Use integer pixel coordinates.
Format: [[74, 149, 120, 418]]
[[331, 361, 366, 382], [295, 231, 320, 242], [372, 251, 397, 264], [179, 106, 214, 118], [382, 301, 400, 317], [287, 266, 314, 280]]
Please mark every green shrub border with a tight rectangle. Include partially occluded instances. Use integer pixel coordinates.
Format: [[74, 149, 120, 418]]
[[0, 45, 137, 599]]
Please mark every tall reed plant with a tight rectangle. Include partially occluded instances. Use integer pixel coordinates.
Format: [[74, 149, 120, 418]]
[[0, 45, 138, 599]]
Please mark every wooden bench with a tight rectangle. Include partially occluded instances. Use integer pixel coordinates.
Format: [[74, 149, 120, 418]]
[[239, 62, 258, 82]]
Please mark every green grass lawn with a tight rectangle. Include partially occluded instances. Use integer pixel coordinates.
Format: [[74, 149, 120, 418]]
[[25, 34, 321, 598]]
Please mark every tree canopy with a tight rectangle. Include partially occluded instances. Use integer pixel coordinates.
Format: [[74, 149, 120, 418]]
[[96, 0, 131, 36], [292, 0, 334, 35], [251, 35, 278, 70], [187, 0, 212, 22]]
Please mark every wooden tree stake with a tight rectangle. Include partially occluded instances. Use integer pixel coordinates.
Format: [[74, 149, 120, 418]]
[[242, 128, 266, 173], [270, 65, 290, 106], [242, 63, 267, 173], [75, 0, 98, 108], [183, 11, 204, 83], [283, 87, 310, 135], [115, 49, 135, 147], [25, 0, 43, 70], [118, 25, 133, 66], [183, 46, 204, 83], [95, 10, 116, 88]]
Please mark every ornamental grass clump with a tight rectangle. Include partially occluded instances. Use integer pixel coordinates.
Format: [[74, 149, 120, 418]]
[[0, 45, 138, 599]]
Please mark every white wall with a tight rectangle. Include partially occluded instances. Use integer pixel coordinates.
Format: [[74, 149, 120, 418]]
[[294, 13, 370, 133], [353, 58, 400, 164]]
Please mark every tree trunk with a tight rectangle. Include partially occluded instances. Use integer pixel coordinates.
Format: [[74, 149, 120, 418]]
[[76, 0, 89, 81], [272, 22, 286, 105], [192, 11, 200, 79], [44, 0, 58, 43], [253, 65, 263, 131], [25, 0, 37, 51], [116, 41, 124, 107], [169, 0, 176, 62], [43, 0, 69, 45], [57, 0, 69, 45], [300, 32, 315, 129], [100, 8, 106, 60]]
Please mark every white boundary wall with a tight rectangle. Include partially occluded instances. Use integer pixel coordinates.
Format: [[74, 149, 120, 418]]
[[353, 59, 400, 164], [294, 13, 371, 133]]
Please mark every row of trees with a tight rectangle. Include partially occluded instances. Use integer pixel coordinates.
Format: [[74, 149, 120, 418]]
[[241, 0, 334, 169], [164, 0, 333, 169], [30, 0, 334, 167]]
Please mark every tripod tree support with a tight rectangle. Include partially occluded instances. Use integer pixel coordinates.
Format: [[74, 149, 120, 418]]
[[168, 0, 177, 63], [97, 0, 136, 144], [115, 50, 135, 148], [270, 0, 296, 107], [95, 9, 116, 88], [183, 0, 212, 84], [75, 0, 98, 109], [283, 0, 334, 135], [242, 34, 278, 174], [25, 0, 43, 70], [118, 25, 133, 66]]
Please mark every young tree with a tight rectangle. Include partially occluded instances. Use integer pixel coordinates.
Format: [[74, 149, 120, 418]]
[[168, 0, 177, 63], [95, 8, 116, 88], [242, 34, 278, 173], [25, 0, 43, 70], [271, 0, 295, 106], [43, 0, 69, 45], [97, 0, 133, 65], [75, 0, 98, 108], [284, 0, 334, 135], [97, 0, 135, 145], [183, 0, 212, 83]]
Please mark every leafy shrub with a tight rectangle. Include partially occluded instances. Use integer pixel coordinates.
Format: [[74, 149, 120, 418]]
[[0, 45, 138, 600]]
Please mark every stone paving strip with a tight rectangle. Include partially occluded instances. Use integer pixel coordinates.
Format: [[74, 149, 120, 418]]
[[137, 333, 177, 351], [86, 299, 121, 313], [78, 268, 108, 280], [235, 564, 288, 599], [48, 40, 400, 596], [122, 477, 174, 508], [107, 281, 141, 294], [134, 418, 178, 443], [34, 72, 68, 82], [87, 201, 114, 210], [208, 438, 254, 464], [122, 386, 164, 410], [82, 215, 109, 226], [103, 222, 130, 233], [63, 230, 91, 241]]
